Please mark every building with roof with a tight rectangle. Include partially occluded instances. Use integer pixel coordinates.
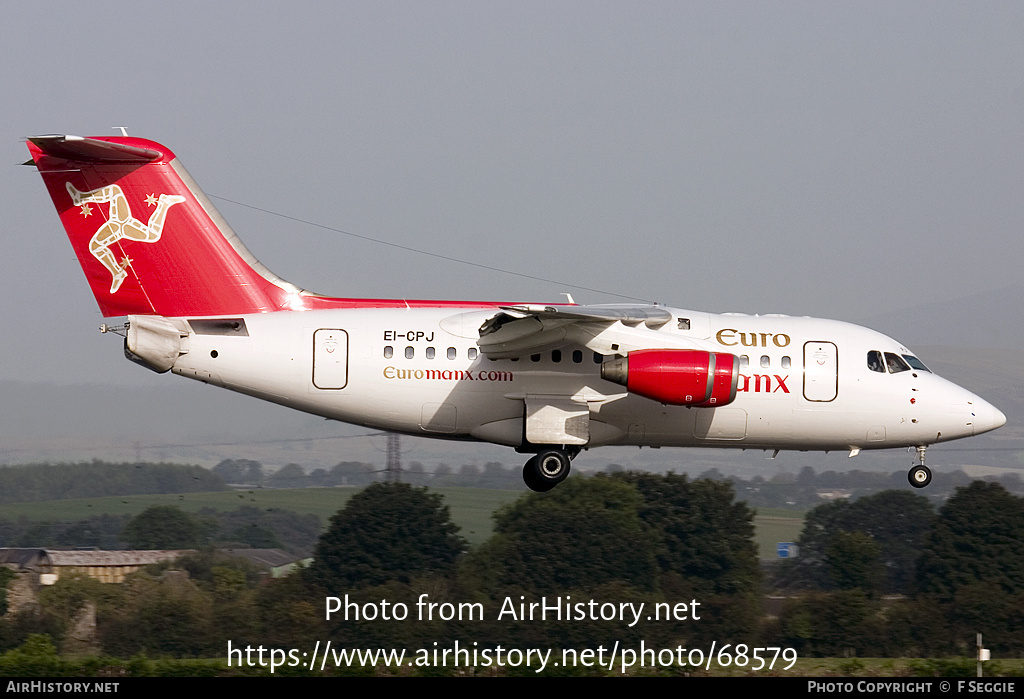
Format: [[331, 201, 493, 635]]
[[0, 548, 189, 585], [0, 547, 308, 585]]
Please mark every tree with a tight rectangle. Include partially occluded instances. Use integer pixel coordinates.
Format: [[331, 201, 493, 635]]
[[778, 590, 878, 657], [213, 458, 264, 485], [306, 482, 465, 589], [846, 490, 935, 593], [0, 634, 67, 677], [457, 476, 659, 652], [328, 461, 375, 486], [788, 490, 934, 594], [623, 472, 760, 597], [99, 574, 213, 657], [479, 475, 657, 592], [208, 505, 320, 555], [268, 463, 307, 488], [916, 481, 1024, 599], [825, 531, 882, 595], [212, 459, 248, 484], [121, 506, 203, 549], [464, 472, 763, 642], [226, 523, 284, 549]]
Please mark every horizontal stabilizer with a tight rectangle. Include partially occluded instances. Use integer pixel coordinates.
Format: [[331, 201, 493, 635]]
[[27, 135, 162, 163]]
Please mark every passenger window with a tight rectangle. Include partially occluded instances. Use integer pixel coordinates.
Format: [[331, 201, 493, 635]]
[[552, 350, 562, 363], [867, 351, 885, 373], [447, 347, 456, 360], [760, 355, 770, 368], [885, 352, 910, 374], [384, 346, 393, 359], [467, 348, 478, 360], [739, 355, 749, 369], [781, 356, 791, 369], [572, 350, 583, 363], [405, 346, 414, 359], [426, 347, 435, 359], [593, 352, 603, 364], [531, 354, 541, 362]]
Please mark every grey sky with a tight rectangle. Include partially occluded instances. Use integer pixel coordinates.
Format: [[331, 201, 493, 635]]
[[3, 1, 1023, 389]]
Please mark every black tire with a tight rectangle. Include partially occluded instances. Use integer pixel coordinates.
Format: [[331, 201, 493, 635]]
[[522, 451, 571, 492], [522, 457, 552, 492], [908, 465, 932, 488]]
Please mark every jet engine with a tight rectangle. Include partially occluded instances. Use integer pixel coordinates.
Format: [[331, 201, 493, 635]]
[[601, 349, 739, 407]]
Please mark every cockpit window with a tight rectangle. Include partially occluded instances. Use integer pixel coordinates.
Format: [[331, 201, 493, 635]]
[[885, 352, 911, 374], [902, 354, 930, 372], [867, 351, 885, 373]]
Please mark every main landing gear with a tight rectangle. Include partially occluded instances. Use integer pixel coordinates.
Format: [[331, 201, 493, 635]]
[[522, 448, 576, 492], [908, 445, 932, 489]]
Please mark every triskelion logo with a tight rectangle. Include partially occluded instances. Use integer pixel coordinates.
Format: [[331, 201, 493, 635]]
[[66, 182, 185, 293]]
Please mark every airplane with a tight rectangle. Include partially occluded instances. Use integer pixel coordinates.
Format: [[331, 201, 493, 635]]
[[25, 134, 1007, 492]]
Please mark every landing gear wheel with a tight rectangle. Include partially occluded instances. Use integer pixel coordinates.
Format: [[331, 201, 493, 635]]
[[522, 450, 572, 492], [908, 465, 932, 489], [522, 457, 551, 492]]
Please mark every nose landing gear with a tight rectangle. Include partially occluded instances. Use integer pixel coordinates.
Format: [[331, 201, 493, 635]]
[[522, 448, 576, 492], [908, 445, 932, 488]]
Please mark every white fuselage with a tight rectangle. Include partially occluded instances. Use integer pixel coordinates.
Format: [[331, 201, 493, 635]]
[[158, 305, 1004, 454]]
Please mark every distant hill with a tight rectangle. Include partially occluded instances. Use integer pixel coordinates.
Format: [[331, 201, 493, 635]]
[[855, 284, 1024, 350]]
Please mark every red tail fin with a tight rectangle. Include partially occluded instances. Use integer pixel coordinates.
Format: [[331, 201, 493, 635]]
[[27, 135, 312, 317]]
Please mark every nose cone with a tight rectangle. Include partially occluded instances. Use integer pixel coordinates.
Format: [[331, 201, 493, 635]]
[[972, 398, 1007, 436]]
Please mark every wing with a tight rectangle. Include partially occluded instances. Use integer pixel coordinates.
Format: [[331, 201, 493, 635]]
[[477, 303, 674, 358]]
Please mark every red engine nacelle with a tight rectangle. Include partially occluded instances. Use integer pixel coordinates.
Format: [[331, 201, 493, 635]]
[[600, 349, 739, 407]]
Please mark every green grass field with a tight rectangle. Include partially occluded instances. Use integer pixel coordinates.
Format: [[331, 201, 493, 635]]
[[0, 486, 805, 552], [752, 509, 805, 559]]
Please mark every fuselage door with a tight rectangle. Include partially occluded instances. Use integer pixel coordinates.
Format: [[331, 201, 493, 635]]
[[803, 341, 837, 402], [313, 328, 349, 389]]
